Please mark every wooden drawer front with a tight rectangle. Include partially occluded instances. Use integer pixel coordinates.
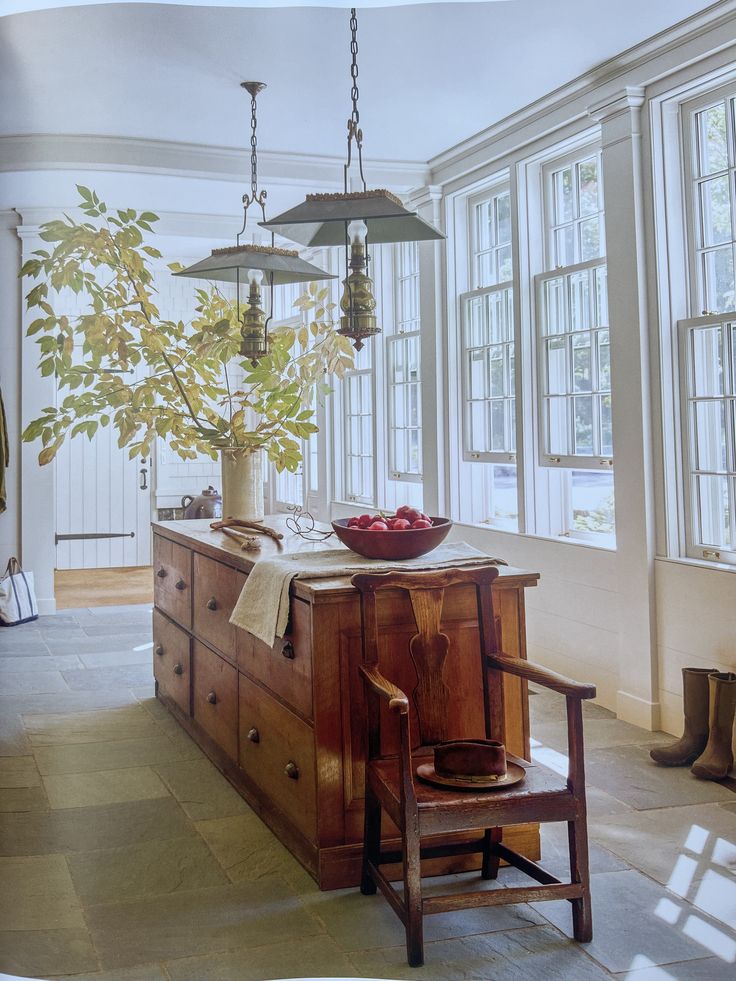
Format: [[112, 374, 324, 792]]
[[153, 536, 192, 629], [192, 553, 246, 664], [239, 674, 316, 840], [237, 598, 313, 719], [153, 610, 191, 715], [192, 641, 238, 760]]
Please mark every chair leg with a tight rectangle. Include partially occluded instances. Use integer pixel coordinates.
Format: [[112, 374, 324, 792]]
[[481, 827, 502, 880], [403, 815, 424, 967], [568, 817, 593, 942], [360, 784, 380, 896]]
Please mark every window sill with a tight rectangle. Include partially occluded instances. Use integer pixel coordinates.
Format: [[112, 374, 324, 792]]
[[452, 520, 617, 553], [656, 555, 736, 574]]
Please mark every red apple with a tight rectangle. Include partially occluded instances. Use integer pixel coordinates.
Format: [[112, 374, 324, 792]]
[[411, 519, 432, 529], [392, 518, 411, 530], [419, 512, 431, 522], [368, 521, 389, 532], [357, 514, 373, 529], [396, 505, 411, 518], [347, 517, 360, 528], [403, 508, 421, 524]]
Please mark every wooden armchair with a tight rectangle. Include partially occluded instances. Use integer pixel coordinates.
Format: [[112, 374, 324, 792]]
[[352, 566, 596, 968]]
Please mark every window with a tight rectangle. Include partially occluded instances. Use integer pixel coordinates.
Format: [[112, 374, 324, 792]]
[[342, 342, 375, 504], [387, 242, 422, 483], [537, 148, 615, 541], [679, 88, 736, 562], [457, 184, 518, 530]]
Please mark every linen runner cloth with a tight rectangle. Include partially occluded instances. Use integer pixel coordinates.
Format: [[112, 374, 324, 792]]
[[230, 542, 504, 647]]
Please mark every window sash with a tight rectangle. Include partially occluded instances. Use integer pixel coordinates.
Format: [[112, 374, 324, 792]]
[[535, 259, 613, 469], [543, 151, 605, 270], [678, 314, 736, 563], [470, 188, 513, 290], [459, 281, 517, 464], [343, 363, 375, 505], [387, 331, 422, 482]]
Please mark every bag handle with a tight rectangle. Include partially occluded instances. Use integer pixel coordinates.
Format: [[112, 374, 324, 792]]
[[4, 557, 22, 578]]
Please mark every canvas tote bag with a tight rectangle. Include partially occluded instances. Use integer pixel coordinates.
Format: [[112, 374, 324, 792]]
[[0, 557, 39, 626]]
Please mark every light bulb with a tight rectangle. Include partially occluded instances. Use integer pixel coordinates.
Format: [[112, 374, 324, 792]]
[[247, 267, 264, 288], [347, 220, 368, 247]]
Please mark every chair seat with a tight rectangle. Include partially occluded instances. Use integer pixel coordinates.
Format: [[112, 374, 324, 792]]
[[368, 752, 576, 835]]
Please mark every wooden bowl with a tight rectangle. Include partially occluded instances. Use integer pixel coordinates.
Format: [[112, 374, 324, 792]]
[[331, 517, 453, 561]]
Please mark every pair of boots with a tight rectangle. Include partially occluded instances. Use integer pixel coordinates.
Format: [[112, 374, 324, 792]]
[[650, 669, 736, 780]]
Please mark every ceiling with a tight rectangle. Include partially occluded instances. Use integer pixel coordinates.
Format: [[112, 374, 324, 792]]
[[0, 1, 718, 164]]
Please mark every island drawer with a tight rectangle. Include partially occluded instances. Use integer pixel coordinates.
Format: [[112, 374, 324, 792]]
[[238, 673, 316, 840], [153, 535, 192, 629], [153, 609, 191, 716], [192, 640, 238, 761], [192, 553, 246, 664]]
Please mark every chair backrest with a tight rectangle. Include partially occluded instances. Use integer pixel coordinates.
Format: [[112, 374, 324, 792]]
[[352, 566, 501, 748]]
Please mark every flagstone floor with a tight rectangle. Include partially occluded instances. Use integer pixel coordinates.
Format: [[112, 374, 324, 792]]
[[1, 605, 735, 981]]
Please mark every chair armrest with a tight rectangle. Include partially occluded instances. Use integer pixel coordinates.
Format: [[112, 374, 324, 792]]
[[486, 652, 596, 700], [359, 664, 410, 713]]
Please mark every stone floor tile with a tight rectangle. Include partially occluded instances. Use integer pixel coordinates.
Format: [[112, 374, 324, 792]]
[[164, 934, 359, 981], [0, 653, 81, 673], [0, 796, 196, 856], [590, 801, 736, 890], [0, 755, 41, 788], [86, 879, 323, 969], [499, 822, 629, 886], [43, 766, 170, 809], [46, 634, 152, 655], [34, 733, 198, 775], [0, 668, 70, 694], [87, 604, 153, 616], [63, 664, 154, 691], [620, 955, 736, 978], [532, 868, 714, 973], [583, 744, 735, 810], [82, 621, 153, 637], [0, 927, 98, 977], [301, 880, 545, 953], [0, 854, 85, 930], [3, 688, 141, 716], [154, 758, 249, 821], [49, 966, 169, 981], [348, 924, 610, 980], [194, 811, 315, 892], [0, 784, 50, 812], [25, 705, 163, 746], [0, 713, 30, 757], [80, 647, 153, 668], [534, 717, 670, 753], [0, 635, 49, 656], [68, 834, 228, 905]]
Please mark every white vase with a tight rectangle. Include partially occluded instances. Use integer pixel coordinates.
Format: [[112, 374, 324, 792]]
[[220, 447, 264, 521]]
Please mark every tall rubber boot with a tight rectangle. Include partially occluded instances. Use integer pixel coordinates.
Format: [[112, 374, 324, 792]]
[[691, 673, 736, 781], [649, 668, 714, 766]]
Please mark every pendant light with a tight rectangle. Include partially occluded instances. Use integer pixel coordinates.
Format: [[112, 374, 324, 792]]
[[261, 9, 444, 350], [174, 82, 335, 365]]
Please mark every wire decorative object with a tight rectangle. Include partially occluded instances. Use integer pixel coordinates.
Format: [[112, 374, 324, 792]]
[[286, 505, 335, 542]]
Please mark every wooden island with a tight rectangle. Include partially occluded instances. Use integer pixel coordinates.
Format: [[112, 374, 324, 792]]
[[151, 517, 540, 889]]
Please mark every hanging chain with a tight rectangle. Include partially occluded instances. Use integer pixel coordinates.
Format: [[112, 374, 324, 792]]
[[249, 90, 259, 203], [344, 7, 366, 192]]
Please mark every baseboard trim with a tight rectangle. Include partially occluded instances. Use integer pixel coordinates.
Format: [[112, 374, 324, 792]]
[[616, 689, 661, 730]]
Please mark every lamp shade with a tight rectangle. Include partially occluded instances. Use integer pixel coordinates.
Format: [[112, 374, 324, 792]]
[[173, 243, 336, 286], [260, 190, 444, 247]]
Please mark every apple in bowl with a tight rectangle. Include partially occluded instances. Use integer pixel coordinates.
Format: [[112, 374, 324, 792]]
[[332, 508, 453, 560]]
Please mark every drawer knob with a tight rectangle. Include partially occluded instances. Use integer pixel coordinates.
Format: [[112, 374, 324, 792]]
[[206, 690, 217, 705], [281, 641, 295, 660], [206, 597, 218, 611], [175, 579, 186, 591], [247, 727, 260, 743], [154, 644, 164, 657], [156, 568, 167, 578], [284, 761, 299, 780], [173, 662, 184, 676]]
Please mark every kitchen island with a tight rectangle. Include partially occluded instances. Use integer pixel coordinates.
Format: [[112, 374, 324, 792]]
[[152, 517, 540, 889]]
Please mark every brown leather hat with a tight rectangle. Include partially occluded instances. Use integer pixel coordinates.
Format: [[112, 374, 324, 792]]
[[416, 739, 526, 791]]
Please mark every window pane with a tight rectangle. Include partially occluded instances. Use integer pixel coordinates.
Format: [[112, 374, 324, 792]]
[[468, 349, 486, 399], [554, 166, 574, 224], [699, 176, 733, 248], [555, 226, 575, 267], [547, 397, 568, 455], [702, 247, 736, 312], [572, 333, 592, 392], [578, 158, 599, 216], [546, 337, 567, 395], [697, 474, 730, 546], [599, 394, 613, 456], [569, 272, 590, 331], [580, 217, 602, 261], [571, 471, 615, 534], [598, 329, 611, 389], [543, 277, 565, 335], [489, 346, 505, 397], [497, 245, 513, 283], [488, 291, 507, 343], [490, 400, 506, 451], [497, 192, 511, 245], [692, 326, 723, 396], [573, 396, 594, 454], [594, 267, 608, 327], [469, 401, 488, 453], [697, 103, 729, 177], [694, 400, 727, 471], [466, 296, 485, 348]]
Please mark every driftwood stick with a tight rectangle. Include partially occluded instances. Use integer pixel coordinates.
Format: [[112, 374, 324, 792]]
[[210, 517, 284, 542], [217, 526, 262, 552]]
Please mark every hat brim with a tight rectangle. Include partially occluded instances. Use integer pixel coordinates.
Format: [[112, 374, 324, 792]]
[[416, 760, 527, 791]]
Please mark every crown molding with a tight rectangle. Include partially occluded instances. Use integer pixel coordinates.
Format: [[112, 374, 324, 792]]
[[0, 133, 429, 191], [427, 0, 736, 185]]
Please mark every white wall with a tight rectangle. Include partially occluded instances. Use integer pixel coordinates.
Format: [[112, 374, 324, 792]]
[[0, 211, 21, 570]]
